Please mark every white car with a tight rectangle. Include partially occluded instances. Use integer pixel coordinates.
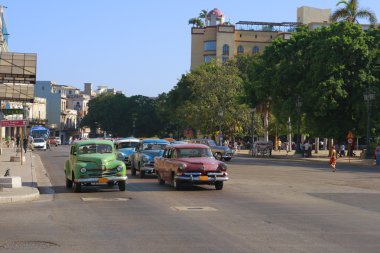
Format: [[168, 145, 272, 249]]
[[32, 138, 47, 151]]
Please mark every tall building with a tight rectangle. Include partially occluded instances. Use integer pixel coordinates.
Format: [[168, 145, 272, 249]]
[[0, 5, 9, 52], [190, 7, 331, 70]]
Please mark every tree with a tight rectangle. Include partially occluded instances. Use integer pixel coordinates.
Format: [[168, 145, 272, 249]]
[[331, 0, 377, 25], [188, 18, 203, 28], [199, 9, 208, 26]]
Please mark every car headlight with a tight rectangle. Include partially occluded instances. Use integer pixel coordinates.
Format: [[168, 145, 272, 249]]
[[80, 167, 87, 173], [117, 165, 123, 171], [117, 153, 124, 159], [217, 163, 227, 171], [142, 156, 149, 162], [178, 164, 186, 171]]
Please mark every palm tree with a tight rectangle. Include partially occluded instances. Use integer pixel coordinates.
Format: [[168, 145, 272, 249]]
[[199, 9, 208, 27], [188, 18, 203, 28], [331, 0, 377, 25]]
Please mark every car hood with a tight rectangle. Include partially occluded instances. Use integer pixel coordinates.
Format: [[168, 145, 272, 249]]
[[175, 157, 220, 171], [141, 150, 164, 157], [77, 153, 116, 165], [118, 148, 135, 156]]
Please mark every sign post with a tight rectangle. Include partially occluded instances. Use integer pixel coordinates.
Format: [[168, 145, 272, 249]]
[[347, 131, 354, 164]]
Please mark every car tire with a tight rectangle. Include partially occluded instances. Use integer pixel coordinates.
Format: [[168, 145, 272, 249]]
[[215, 152, 223, 161], [72, 174, 82, 193], [173, 178, 182, 190], [140, 170, 145, 178], [157, 173, 165, 185], [131, 165, 136, 176], [118, 181, 126, 191], [223, 157, 231, 162], [215, 181, 223, 190], [65, 176, 73, 188]]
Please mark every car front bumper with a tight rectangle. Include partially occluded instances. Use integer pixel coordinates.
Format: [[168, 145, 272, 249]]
[[74, 176, 128, 183], [175, 173, 228, 183]]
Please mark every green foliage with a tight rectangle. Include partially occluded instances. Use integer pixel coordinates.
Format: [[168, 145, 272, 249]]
[[332, 0, 377, 24], [80, 93, 162, 137]]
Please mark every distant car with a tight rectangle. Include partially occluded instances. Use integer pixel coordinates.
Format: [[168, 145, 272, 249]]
[[32, 138, 47, 151], [55, 137, 61, 145], [64, 140, 127, 192], [131, 139, 170, 178], [154, 144, 229, 190], [190, 139, 234, 161], [115, 137, 140, 167]]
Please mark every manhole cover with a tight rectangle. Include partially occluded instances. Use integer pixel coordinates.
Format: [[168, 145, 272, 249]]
[[0, 241, 59, 250], [81, 197, 130, 202], [171, 206, 218, 211]]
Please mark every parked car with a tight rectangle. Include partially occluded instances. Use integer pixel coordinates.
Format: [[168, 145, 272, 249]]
[[190, 139, 234, 161], [115, 137, 140, 168], [131, 139, 170, 178], [64, 140, 127, 192], [55, 137, 61, 145], [154, 144, 229, 190], [32, 138, 47, 151]]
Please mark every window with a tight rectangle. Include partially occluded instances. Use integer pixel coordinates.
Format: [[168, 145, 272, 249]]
[[252, 46, 259, 54], [222, 44, 229, 56], [204, 41, 216, 51], [41, 86, 44, 91], [204, 55, 216, 62], [222, 56, 228, 64], [237, 45, 244, 54]]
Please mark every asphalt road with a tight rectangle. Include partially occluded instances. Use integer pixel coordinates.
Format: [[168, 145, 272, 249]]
[[1, 146, 380, 252]]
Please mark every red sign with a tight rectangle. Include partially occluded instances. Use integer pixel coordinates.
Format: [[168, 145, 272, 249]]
[[0, 120, 29, 127], [347, 138, 353, 144]]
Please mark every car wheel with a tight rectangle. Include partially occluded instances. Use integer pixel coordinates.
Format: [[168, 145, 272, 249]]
[[223, 157, 231, 162], [65, 176, 72, 188], [157, 173, 165, 185], [215, 152, 223, 161], [215, 181, 223, 190], [72, 173, 82, 193], [118, 181, 126, 191], [131, 165, 136, 176], [140, 170, 145, 178], [173, 177, 182, 190]]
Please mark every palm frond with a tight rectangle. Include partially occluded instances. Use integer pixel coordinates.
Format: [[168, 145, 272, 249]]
[[356, 9, 377, 24], [331, 8, 350, 22]]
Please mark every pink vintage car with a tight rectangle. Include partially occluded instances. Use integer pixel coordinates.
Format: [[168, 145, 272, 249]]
[[154, 144, 229, 190]]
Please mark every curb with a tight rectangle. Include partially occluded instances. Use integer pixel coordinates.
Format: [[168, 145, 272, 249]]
[[0, 187, 40, 204]]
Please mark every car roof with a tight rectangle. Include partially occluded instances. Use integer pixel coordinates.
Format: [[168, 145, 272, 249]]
[[169, 144, 209, 149], [115, 138, 140, 143], [142, 139, 170, 144], [72, 139, 114, 146]]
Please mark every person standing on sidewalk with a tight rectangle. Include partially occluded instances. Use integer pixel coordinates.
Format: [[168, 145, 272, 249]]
[[23, 137, 28, 153], [330, 146, 337, 172]]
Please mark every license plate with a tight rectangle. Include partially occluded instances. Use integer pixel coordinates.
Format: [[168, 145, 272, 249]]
[[199, 176, 208, 181], [98, 178, 108, 183]]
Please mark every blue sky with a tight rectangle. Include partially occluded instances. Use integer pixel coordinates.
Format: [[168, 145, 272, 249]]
[[2, 0, 380, 97]]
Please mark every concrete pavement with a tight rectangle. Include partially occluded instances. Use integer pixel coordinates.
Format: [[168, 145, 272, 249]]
[[236, 148, 376, 167], [0, 146, 47, 204]]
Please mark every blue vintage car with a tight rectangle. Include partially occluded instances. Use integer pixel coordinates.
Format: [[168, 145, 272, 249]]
[[115, 137, 140, 168], [131, 139, 170, 178]]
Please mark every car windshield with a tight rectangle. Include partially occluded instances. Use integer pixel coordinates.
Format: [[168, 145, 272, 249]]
[[34, 138, 45, 143], [118, 142, 138, 149], [175, 148, 213, 158], [143, 143, 167, 150], [207, 140, 217, 146], [78, 144, 113, 154]]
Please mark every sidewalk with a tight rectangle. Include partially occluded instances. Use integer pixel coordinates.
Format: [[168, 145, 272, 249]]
[[236, 149, 375, 167], [0, 147, 42, 204]]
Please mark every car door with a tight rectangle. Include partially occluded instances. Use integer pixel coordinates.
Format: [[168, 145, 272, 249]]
[[69, 145, 77, 179]]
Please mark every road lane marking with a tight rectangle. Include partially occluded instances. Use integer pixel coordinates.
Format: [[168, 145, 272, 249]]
[[171, 206, 218, 211], [81, 197, 130, 202]]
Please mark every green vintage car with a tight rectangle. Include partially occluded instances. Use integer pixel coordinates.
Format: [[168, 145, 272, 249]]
[[65, 140, 127, 192]]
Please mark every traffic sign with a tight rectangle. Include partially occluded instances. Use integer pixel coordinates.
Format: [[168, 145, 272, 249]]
[[347, 138, 353, 144], [0, 120, 29, 127]]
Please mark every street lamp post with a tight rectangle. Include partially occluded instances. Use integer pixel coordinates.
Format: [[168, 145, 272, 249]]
[[251, 108, 256, 156], [364, 90, 376, 158], [218, 108, 224, 146], [296, 97, 302, 154]]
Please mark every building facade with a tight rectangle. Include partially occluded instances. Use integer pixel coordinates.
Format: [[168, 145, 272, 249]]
[[190, 7, 331, 70]]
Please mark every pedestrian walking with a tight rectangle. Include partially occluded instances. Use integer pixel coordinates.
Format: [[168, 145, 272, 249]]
[[15, 134, 20, 148], [329, 146, 337, 172], [46, 139, 51, 151], [23, 137, 28, 153]]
